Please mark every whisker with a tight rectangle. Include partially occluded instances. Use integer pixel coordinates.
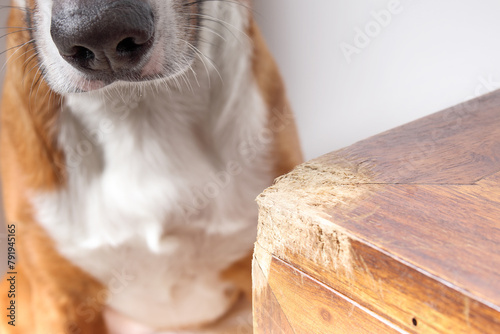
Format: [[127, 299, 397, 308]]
[[1, 38, 34, 73], [178, 59, 194, 93], [21, 54, 43, 85], [0, 29, 31, 42], [34, 66, 47, 101], [27, 64, 42, 109], [182, 0, 251, 11], [39, 76, 55, 104], [0, 26, 33, 30], [192, 13, 250, 43], [184, 24, 226, 42], [0, 6, 32, 12], [185, 41, 223, 85], [47, 88, 57, 111], [0, 39, 34, 57], [185, 42, 211, 88], [182, 54, 200, 88], [22, 52, 38, 73]]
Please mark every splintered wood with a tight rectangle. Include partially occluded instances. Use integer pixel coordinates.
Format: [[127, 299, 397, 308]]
[[256, 159, 373, 276]]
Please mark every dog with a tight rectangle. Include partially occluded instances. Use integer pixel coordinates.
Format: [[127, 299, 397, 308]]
[[0, 0, 302, 333]]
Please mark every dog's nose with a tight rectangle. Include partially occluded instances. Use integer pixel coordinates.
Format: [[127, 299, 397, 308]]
[[50, 0, 154, 75]]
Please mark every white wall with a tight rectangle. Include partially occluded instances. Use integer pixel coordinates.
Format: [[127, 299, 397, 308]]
[[254, 0, 500, 160]]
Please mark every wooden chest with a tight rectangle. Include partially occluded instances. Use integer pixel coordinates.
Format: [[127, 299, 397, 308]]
[[253, 91, 500, 333]]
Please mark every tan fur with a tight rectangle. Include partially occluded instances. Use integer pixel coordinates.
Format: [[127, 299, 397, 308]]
[[0, 7, 108, 334]]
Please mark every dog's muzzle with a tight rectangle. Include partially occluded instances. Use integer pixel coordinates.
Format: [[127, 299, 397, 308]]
[[50, 0, 155, 81]]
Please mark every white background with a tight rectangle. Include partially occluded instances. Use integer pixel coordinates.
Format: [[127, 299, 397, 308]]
[[254, 0, 500, 160]]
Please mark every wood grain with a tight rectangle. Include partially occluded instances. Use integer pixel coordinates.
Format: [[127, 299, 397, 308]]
[[252, 255, 294, 333], [254, 245, 408, 334], [255, 90, 500, 333]]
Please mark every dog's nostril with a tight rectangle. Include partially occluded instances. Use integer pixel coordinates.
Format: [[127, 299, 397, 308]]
[[72, 46, 95, 61], [116, 38, 142, 54]]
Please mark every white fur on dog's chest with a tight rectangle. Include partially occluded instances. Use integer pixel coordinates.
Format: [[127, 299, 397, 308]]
[[32, 35, 272, 329]]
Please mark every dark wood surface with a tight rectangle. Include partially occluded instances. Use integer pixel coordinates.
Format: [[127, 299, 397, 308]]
[[254, 90, 500, 333]]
